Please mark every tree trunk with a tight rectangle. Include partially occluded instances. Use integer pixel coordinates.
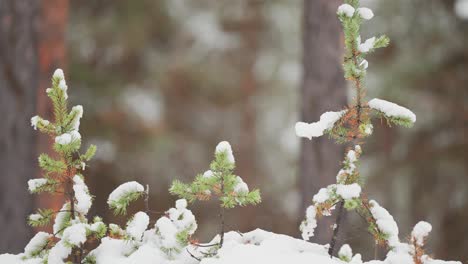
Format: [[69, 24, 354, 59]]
[[299, 0, 347, 243], [36, 0, 69, 233], [0, 0, 39, 253]]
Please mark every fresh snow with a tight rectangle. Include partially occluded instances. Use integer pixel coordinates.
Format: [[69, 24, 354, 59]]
[[215, 141, 235, 164], [28, 214, 42, 222], [336, 183, 361, 200], [30, 116, 48, 130], [55, 131, 81, 145], [27, 179, 48, 193], [295, 110, 345, 139], [203, 170, 214, 178], [300, 206, 318, 240], [62, 223, 88, 246], [23, 232, 51, 258], [48, 240, 72, 264], [455, 0, 468, 19], [176, 199, 188, 210], [338, 244, 353, 261], [357, 7, 374, 20], [369, 200, 400, 247], [358, 37, 376, 53], [53, 69, 65, 80], [107, 181, 145, 205], [360, 59, 369, 69], [53, 203, 70, 238], [312, 188, 330, 203], [337, 4, 355, 17], [233, 176, 249, 193], [70, 105, 83, 130], [1, 229, 461, 264], [411, 221, 432, 246], [73, 175, 92, 214], [368, 98, 416, 123], [126, 212, 150, 240]]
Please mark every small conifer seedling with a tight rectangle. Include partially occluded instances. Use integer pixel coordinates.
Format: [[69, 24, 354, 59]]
[[170, 141, 261, 247]]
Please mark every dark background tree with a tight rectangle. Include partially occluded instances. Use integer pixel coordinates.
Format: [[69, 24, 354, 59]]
[[299, 0, 347, 244], [0, 0, 39, 253], [36, 0, 69, 234]]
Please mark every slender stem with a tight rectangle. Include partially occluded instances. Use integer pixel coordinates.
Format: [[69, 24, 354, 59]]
[[144, 184, 150, 214], [374, 243, 378, 260], [186, 248, 201, 261], [328, 200, 344, 257], [65, 162, 80, 264], [219, 177, 225, 247]]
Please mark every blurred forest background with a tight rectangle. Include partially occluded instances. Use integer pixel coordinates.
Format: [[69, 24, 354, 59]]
[[0, 0, 467, 262]]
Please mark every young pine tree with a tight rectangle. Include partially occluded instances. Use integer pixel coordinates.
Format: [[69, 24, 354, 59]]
[[170, 141, 261, 247], [25, 69, 106, 263], [294, 1, 447, 263]]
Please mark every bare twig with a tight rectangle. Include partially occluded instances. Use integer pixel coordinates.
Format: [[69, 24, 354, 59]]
[[328, 200, 344, 257]]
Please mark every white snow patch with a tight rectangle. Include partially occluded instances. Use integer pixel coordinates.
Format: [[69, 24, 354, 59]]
[[126, 212, 150, 241], [338, 244, 353, 261], [411, 221, 432, 246], [73, 175, 92, 215], [455, 0, 468, 19], [215, 141, 235, 164], [295, 110, 346, 139], [24, 232, 52, 258], [369, 200, 400, 247], [300, 206, 318, 240], [53, 69, 65, 80], [357, 7, 374, 20], [203, 170, 214, 178], [62, 223, 88, 246], [108, 181, 145, 206], [337, 4, 355, 17], [368, 98, 416, 123], [48, 240, 72, 264], [313, 188, 331, 204], [27, 179, 48, 193], [336, 183, 361, 200], [358, 37, 376, 53], [234, 176, 249, 194]]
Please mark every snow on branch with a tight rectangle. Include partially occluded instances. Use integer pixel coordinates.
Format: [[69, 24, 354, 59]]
[[108, 181, 145, 215], [295, 110, 346, 139], [368, 200, 400, 248], [368, 98, 416, 127]]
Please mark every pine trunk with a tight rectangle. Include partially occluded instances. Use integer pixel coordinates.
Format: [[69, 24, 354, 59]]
[[299, 0, 347, 243], [36, 0, 69, 233], [0, 0, 39, 253]]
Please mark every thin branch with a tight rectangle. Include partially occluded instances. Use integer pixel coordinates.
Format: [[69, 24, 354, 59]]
[[186, 248, 201, 261]]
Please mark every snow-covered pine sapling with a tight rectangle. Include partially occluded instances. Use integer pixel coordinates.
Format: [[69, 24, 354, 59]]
[[153, 199, 197, 258], [295, 0, 416, 144], [170, 141, 261, 247], [295, 0, 436, 260], [25, 69, 105, 264], [410, 221, 432, 264], [106, 181, 150, 242]]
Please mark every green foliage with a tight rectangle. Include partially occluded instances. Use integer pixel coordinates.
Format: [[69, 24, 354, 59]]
[[344, 198, 360, 210], [28, 209, 54, 227], [82, 254, 97, 264], [170, 147, 261, 209], [38, 154, 66, 174], [82, 144, 97, 161], [91, 217, 108, 239], [109, 191, 145, 216], [374, 110, 415, 128], [109, 224, 125, 237]]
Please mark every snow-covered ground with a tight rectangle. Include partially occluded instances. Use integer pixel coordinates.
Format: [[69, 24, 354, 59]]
[[1, 229, 460, 264]]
